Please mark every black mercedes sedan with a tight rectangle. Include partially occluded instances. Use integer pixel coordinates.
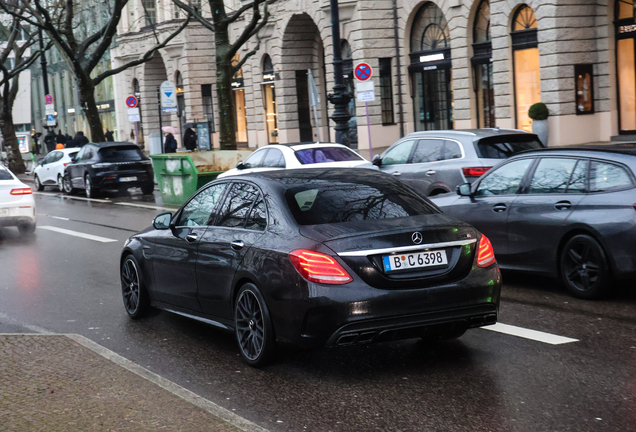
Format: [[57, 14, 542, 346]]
[[120, 168, 501, 366], [63, 142, 155, 198], [432, 144, 636, 300]]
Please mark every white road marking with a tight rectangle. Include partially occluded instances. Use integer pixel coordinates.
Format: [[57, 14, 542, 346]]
[[483, 323, 579, 345], [38, 225, 118, 243], [115, 202, 175, 211], [50, 215, 70, 221], [58, 195, 112, 203]]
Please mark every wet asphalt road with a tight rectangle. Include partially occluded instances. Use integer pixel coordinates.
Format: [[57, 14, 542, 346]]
[[0, 186, 635, 432]]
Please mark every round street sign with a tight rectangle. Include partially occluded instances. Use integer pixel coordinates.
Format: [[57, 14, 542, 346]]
[[45, 94, 53, 105], [354, 63, 373, 81], [126, 95, 138, 108]]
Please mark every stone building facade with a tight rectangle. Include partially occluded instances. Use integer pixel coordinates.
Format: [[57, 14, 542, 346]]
[[112, 0, 634, 152]]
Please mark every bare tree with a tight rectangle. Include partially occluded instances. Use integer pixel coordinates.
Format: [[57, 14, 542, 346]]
[[1, 0, 192, 143], [173, 0, 275, 150], [0, 15, 48, 174]]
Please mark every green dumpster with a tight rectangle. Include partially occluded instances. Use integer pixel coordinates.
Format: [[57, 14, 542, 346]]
[[150, 150, 252, 205]]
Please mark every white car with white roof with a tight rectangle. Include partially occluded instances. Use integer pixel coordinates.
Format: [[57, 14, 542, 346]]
[[33, 148, 80, 192], [0, 165, 36, 234], [217, 143, 370, 178]]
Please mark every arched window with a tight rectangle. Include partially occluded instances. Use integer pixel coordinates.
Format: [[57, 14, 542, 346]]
[[261, 54, 279, 143], [511, 5, 540, 133], [616, 0, 636, 132], [231, 54, 248, 144], [472, 0, 494, 128], [409, 2, 453, 131]]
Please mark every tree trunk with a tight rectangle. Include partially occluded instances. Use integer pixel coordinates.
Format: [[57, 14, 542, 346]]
[[214, 21, 238, 151], [78, 78, 105, 143], [0, 112, 25, 174]]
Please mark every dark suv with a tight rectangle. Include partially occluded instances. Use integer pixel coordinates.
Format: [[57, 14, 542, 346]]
[[63, 142, 154, 198]]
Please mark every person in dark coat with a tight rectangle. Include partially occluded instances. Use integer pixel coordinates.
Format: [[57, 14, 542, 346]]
[[44, 131, 56, 152], [105, 129, 114, 141], [56, 130, 66, 145], [164, 133, 177, 153], [68, 131, 89, 148], [183, 128, 197, 151], [64, 133, 72, 143]]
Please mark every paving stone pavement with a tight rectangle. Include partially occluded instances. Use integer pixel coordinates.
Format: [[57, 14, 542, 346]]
[[0, 334, 242, 431]]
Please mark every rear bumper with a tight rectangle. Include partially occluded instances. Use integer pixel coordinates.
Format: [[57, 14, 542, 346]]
[[0, 215, 36, 227], [95, 170, 153, 189]]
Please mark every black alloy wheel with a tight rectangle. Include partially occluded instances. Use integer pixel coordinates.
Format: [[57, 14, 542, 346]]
[[34, 175, 44, 191], [85, 175, 99, 198], [121, 255, 148, 319], [63, 174, 76, 195], [560, 234, 610, 299], [18, 222, 36, 235], [235, 284, 274, 367], [141, 183, 154, 195], [57, 174, 64, 192]]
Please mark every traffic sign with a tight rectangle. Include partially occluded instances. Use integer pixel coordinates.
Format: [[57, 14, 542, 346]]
[[126, 95, 138, 108], [354, 63, 373, 81], [45, 94, 53, 105], [46, 114, 55, 126], [356, 81, 376, 102], [160, 81, 178, 113], [127, 107, 140, 122]]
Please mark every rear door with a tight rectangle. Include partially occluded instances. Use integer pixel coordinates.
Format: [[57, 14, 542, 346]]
[[506, 157, 587, 270], [196, 182, 267, 319]]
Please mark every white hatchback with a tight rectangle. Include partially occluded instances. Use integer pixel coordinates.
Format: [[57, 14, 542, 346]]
[[33, 148, 80, 192], [217, 143, 370, 179], [0, 165, 36, 234]]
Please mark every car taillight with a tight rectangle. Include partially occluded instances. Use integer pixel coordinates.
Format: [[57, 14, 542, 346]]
[[462, 167, 492, 177], [289, 249, 353, 285], [10, 188, 32, 195], [476, 235, 496, 268], [64, 162, 69, 166]]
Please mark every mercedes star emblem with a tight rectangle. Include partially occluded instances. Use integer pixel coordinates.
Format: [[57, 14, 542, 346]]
[[412, 232, 423, 245]]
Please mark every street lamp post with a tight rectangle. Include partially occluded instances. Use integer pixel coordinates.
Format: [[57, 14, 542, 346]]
[[327, 0, 351, 147]]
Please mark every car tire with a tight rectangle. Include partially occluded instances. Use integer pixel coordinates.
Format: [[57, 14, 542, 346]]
[[57, 174, 64, 193], [18, 222, 36, 235], [560, 234, 611, 299], [141, 183, 154, 195], [121, 254, 150, 319], [234, 283, 275, 367], [34, 175, 44, 191], [85, 175, 99, 198], [63, 174, 77, 195]]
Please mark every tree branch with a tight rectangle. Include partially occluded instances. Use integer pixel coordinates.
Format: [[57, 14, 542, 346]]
[[172, 0, 214, 32], [84, 0, 128, 73], [229, 0, 273, 64]]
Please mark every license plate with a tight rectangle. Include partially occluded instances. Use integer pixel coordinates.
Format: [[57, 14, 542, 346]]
[[0, 208, 8, 216], [382, 250, 448, 272], [119, 176, 137, 182]]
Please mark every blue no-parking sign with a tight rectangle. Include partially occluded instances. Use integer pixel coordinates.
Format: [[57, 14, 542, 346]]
[[354, 63, 373, 81]]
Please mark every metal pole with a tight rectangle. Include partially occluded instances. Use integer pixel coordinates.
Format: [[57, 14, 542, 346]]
[[365, 101, 373, 159], [157, 87, 164, 153], [327, 0, 351, 146], [39, 30, 51, 140]]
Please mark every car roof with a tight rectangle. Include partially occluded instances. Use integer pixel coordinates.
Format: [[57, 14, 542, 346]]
[[258, 143, 349, 151], [403, 128, 532, 140], [88, 141, 138, 148], [520, 143, 636, 157]]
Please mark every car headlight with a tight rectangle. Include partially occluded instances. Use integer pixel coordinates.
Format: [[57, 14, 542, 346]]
[[124, 237, 131, 248]]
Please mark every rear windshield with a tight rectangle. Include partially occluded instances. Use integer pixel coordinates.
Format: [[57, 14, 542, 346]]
[[0, 169, 13, 180], [294, 147, 363, 165], [98, 146, 144, 162], [475, 135, 544, 159], [285, 179, 440, 225]]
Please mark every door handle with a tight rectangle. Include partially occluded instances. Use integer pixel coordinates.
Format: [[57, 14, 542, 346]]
[[492, 204, 507, 213], [392, 172, 401, 176], [555, 201, 572, 211], [231, 240, 245, 250], [185, 233, 198, 243], [425, 170, 436, 176]]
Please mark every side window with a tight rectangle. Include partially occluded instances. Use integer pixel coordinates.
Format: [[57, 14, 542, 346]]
[[411, 140, 445, 163], [590, 161, 634, 192], [244, 150, 267, 169], [528, 158, 578, 194], [179, 183, 227, 227], [566, 160, 587, 194], [216, 183, 261, 228], [244, 194, 267, 231], [476, 158, 534, 196], [82, 147, 94, 161], [75, 147, 86, 161], [382, 140, 415, 165], [54, 152, 64, 162], [262, 148, 285, 168], [444, 141, 462, 159]]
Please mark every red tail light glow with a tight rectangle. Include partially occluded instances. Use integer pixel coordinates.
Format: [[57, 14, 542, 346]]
[[462, 167, 492, 177], [476, 235, 496, 268], [10, 188, 32, 195], [289, 249, 353, 285]]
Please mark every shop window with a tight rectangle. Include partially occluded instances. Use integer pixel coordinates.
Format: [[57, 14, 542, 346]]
[[379, 58, 394, 125], [575, 64, 594, 115], [202, 84, 214, 119], [511, 5, 540, 133], [261, 55, 279, 143], [472, 0, 495, 128], [232, 54, 248, 144], [616, 0, 636, 132]]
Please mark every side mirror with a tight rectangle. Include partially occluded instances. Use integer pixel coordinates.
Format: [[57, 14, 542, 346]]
[[153, 212, 172, 230], [457, 183, 473, 197], [372, 154, 382, 167], [236, 161, 245, 170]]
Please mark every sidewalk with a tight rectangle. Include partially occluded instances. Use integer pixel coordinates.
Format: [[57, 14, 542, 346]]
[[0, 334, 265, 432]]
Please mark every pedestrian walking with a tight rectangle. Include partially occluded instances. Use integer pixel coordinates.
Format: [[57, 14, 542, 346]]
[[164, 133, 177, 153], [105, 129, 114, 142], [44, 131, 56, 153], [67, 131, 89, 148], [183, 127, 197, 151], [56, 130, 66, 144]]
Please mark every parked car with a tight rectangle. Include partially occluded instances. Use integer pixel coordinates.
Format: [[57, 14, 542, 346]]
[[63, 142, 154, 198], [0, 164, 35, 234], [372, 129, 545, 197], [34, 148, 80, 192], [217, 143, 369, 178], [120, 168, 501, 366], [431, 144, 636, 299]]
